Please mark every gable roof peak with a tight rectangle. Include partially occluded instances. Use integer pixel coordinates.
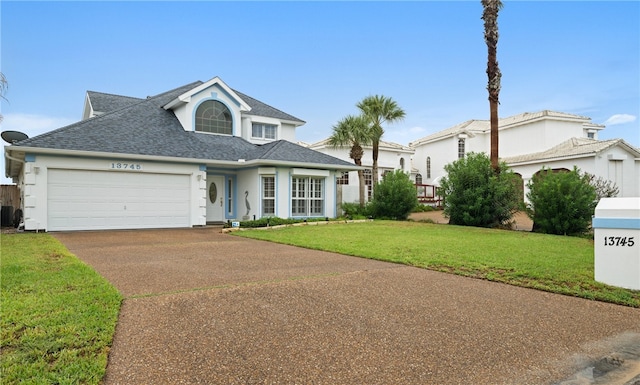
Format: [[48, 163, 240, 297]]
[[162, 76, 251, 112]]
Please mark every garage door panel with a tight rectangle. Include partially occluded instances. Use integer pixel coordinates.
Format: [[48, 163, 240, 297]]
[[47, 169, 191, 231]]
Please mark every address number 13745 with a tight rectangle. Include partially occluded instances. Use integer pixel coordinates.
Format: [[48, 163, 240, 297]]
[[110, 162, 142, 171], [603, 236, 635, 247]]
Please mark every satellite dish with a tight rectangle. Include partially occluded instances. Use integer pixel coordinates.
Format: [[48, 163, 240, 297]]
[[1, 131, 29, 144]]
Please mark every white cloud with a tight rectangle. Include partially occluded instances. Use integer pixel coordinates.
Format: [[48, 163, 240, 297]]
[[0, 113, 75, 140], [603, 114, 637, 126]]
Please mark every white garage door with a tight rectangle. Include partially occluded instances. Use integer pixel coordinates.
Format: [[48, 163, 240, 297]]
[[48, 169, 191, 231]]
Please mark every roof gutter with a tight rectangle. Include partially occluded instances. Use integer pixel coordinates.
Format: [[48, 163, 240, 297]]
[[4, 149, 25, 178], [504, 152, 596, 167], [6, 145, 361, 172]]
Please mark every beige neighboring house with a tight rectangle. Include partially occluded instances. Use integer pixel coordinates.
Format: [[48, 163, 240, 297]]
[[410, 110, 640, 202], [305, 139, 415, 203]]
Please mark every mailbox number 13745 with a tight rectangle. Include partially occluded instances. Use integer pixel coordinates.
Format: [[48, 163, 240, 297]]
[[603, 236, 635, 247]]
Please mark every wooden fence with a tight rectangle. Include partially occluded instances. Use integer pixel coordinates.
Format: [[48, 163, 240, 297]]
[[1, 184, 20, 227]]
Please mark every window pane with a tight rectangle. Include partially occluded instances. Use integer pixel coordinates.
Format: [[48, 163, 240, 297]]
[[252, 124, 262, 138], [263, 200, 275, 215], [262, 176, 275, 216], [337, 172, 349, 185], [291, 177, 324, 217], [265, 125, 276, 139], [310, 200, 323, 215], [196, 100, 232, 135]]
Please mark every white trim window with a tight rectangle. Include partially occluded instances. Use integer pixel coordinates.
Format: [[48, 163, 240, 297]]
[[291, 177, 324, 217], [458, 138, 466, 159], [195, 100, 232, 135], [252, 123, 277, 140], [262, 176, 275, 216], [337, 171, 349, 185]]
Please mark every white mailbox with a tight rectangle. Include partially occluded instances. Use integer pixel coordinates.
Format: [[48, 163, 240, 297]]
[[593, 197, 640, 290]]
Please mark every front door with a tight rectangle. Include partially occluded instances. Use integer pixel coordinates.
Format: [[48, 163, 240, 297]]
[[206, 176, 225, 223]]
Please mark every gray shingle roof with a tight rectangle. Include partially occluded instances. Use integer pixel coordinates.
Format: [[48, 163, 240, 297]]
[[86, 91, 144, 114], [13, 81, 351, 168], [249, 140, 356, 165], [233, 89, 305, 124]]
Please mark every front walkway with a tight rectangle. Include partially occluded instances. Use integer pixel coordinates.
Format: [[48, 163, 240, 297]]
[[54, 228, 639, 384]]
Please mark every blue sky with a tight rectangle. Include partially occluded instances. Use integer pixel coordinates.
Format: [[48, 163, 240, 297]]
[[1, 1, 638, 183]]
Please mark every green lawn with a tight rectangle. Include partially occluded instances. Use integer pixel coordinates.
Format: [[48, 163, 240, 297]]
[[235, 221, 640, 307], [1, 233, 122, 385]]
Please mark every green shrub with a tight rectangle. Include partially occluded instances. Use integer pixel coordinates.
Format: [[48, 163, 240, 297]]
[[526, 167, 597, 236], [370, 170, 418, 220], [232, 216, 333, 228], [412, 204, 436, 212], [339, 202, 373, 219], [440, 152, 520, 228]]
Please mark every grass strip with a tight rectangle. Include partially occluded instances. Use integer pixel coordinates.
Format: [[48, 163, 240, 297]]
[[235, 221, 640, 307], [1, 233, 122, 384]]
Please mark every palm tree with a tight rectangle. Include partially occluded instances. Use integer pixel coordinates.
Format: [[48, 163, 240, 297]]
[[327, 114, 372, 207], [481, 0, 503, 173], [357, 95, 405, 185]]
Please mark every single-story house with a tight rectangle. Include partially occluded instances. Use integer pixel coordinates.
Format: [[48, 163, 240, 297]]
[[4, 77, 357, 231]]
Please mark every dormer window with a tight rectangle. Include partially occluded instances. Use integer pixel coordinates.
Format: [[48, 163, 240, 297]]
[[252, 123, 277, 140], [195, 100, 232, 135]]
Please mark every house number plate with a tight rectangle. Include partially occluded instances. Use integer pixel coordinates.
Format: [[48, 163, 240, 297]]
[[109, 162, 143, 171]]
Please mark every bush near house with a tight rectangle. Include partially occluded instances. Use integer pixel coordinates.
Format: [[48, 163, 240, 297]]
[[526, 167, 597, 236], [231, 216, 334, 228], [583, 172, 619, 201], [440, 152, 521, 228], [339, 202, 374, 219], [370, 170, 419, 220]]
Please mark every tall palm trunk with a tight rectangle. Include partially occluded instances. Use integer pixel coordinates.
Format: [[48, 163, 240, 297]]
[[372, 141, 380, 186], [356, 164, 366, 207], [482, 0, 503, 173], [351, 142, 366, 207]]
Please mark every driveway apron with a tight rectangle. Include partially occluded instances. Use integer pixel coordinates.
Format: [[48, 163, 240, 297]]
[[54, 228, 640, 385]]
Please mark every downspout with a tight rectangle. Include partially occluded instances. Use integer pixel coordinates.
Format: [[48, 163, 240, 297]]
[[5, 152, 25, 165], [5, 151, 25, 179]]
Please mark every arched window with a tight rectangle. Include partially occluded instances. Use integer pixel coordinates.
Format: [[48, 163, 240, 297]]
[[415, 173, 422, 185], [400, 157, 405, 170], [195, 100, 232, 135], [426, 157, 431, 179]]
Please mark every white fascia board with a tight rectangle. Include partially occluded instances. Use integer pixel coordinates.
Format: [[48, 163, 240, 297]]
[[163, 77, 252, 112], [6, 146, 244, 168], [505, 153, 595, 167], [410, 130, 475, 147], [7, 146, 362, 172], [82, 93, 94, 120], [247, 159, 362, 171], [584, 123, 605, 131], [243, 113, 304, 127]]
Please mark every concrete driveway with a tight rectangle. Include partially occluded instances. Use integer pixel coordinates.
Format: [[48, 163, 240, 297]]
[[54, 227, 640, 385]]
